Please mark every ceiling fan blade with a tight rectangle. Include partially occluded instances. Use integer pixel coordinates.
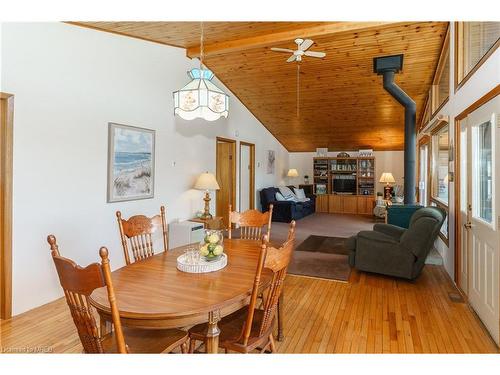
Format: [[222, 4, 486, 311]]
[[304, 51, 326, 58], [287, 55, 298, 63], [270, 47, 295, 53], [299, 39, 314, 51]]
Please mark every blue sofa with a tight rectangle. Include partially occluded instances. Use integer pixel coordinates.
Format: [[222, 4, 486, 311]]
[[259, 187, 315, 223]]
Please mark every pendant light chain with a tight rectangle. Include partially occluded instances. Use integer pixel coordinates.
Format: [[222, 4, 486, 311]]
[[200, 21, 204, 71], [173, 21, 229, 121]]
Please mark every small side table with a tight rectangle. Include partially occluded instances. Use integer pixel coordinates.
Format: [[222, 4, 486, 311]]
[[189, 216, 224, 230]]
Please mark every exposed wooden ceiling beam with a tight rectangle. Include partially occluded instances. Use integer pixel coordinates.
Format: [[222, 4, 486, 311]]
[[186, 21, 405, 58]]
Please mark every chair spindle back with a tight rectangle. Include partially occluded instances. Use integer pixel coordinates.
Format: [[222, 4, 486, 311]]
[[116, 206, 168, 265], [240, 220, 295, 345], [228, 204, 273, 241], [48, 235, 127, 353]]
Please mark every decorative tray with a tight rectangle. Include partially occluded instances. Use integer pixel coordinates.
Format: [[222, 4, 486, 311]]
[[177, 253, 227, 274]]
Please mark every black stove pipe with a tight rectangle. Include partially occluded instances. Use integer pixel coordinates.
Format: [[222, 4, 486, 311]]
[[374, 55, 417, 204], [382, 70, 416, 204]]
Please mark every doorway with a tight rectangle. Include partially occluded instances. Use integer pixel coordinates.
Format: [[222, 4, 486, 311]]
[[456, 91, 500, 345], [239, 142, 255, 212], [216, 137, 236, 228], [1, 93, 13, 319]]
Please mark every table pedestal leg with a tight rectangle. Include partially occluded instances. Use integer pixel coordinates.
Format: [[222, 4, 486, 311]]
[[99, 313, 113, 337], [205, 310, 221, 354], [277, 292, 284, 341]]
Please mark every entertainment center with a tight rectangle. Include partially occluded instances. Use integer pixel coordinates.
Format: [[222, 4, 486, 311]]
[[313, 156, 375, 215]]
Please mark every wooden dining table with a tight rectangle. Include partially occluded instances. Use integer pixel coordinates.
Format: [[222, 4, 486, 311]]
[[89, 239, 272, 353]]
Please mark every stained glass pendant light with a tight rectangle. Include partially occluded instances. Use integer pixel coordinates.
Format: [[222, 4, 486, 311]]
[[173, 22, 229, 121]]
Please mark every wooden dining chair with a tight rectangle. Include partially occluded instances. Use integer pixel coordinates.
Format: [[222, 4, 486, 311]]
[[48, 235, 188, 354], [188, 220, 296, 353], [116, 205, 168, 265], [227, 204, 273, 241], [228, 203, 287, 341]]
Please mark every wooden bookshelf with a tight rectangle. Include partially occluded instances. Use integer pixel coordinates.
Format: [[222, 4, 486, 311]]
[[313, 156, 375, 215]]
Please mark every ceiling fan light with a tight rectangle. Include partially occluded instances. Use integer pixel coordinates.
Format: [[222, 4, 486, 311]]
[[173, 68, 229, 122]]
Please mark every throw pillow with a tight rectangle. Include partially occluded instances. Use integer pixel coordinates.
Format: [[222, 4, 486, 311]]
[[275, 192, 286, 201], [279, 186, 296, 200], [294, 188, 306, 199]]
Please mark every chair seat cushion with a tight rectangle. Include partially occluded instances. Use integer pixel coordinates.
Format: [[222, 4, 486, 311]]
[[189, 307, 273, 353], [101, 327, 188, 353]]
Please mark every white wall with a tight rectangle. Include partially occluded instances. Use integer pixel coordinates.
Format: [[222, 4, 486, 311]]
[[289, 150, 405, 195], [1, 22, 288, 315], [419, 23, 500, 277]]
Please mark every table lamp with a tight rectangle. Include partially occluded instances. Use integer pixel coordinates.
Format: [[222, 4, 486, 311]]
[[379, 172, 395, 200], [287, 168, 299, 186], [194, 172, 220, 219]]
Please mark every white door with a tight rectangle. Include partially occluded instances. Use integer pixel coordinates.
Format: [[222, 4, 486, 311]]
[[463, 96, 500, 345], [240, 144, 251, 212]]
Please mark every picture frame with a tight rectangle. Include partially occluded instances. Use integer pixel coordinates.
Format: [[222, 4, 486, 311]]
[[107, 122, 155, 203], [316, 184, 327, 195], [266, 150, 275, 174]]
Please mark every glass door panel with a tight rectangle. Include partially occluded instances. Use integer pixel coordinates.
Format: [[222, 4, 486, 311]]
[[473, 120, 493, 224]]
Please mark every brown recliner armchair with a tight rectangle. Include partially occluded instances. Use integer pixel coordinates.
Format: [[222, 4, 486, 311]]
[[346, 207, 446, 280]]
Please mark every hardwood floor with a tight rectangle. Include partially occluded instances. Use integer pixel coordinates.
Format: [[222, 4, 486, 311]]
[[1, 267, 497, 353], [278, 269, 497, 353]]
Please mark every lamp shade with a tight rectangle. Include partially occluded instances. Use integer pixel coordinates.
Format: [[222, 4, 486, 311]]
[[194, 172, 220, 191], [287, 168, 299, 177], [379, 172, 395, 184], [173, 69, 229, 121]]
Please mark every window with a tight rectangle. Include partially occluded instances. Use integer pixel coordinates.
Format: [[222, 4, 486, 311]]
[[418, 26, 449, 131], [431, 29, 450, 113], [431, 124, 449, 205], [420, 97, 431, 131], [431, 200, 449, 242], [434, 49, 449, 110], [456, 22, 500, 87], [417, 136, 430, 206]]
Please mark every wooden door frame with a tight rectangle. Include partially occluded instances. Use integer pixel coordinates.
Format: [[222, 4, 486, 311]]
[[1, 92, 14, 319], [239, 141, 255, 211], [454, 84, 500, 285], [215, 137, 237, 218]]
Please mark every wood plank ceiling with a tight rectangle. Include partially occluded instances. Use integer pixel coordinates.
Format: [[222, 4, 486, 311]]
[[71, 22, 448, 151]]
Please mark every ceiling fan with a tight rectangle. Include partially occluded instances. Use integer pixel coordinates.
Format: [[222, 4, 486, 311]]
[[270, 38, 326, 62]]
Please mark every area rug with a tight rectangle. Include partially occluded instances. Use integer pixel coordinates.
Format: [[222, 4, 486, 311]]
[[288, 235, 351, 281]]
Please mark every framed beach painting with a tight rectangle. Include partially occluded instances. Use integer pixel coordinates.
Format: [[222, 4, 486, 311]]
[[107, 123, 155, 203]]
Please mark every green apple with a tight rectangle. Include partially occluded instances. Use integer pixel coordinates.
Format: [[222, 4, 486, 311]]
[[199, 245, 209, 256], [213, 245, 223, 256], [208, 233, 220, 244]]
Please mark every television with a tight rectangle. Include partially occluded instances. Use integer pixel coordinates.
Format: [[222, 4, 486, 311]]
[[333, 178, 356, 194]]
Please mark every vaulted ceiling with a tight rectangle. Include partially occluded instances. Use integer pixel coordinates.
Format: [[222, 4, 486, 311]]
[[71, 21, 448, 151]]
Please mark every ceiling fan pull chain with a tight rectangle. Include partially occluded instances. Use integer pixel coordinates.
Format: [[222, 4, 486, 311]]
[[297, 63, 300, 118]]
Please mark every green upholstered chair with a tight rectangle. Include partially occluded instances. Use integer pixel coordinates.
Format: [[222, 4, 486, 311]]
[[386, 204, 422, 228], [346, 207, 446, 280]]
